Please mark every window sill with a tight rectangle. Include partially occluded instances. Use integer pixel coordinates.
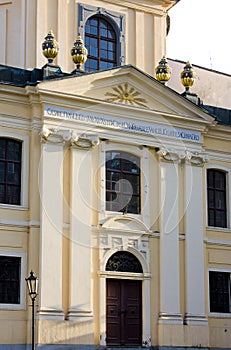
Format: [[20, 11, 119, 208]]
[[209, 313, 231, 318], [0, 204, 28, 210], [0, 303, 26, 310], [105, 210, 142, 219], [206, 226, 231, 233]]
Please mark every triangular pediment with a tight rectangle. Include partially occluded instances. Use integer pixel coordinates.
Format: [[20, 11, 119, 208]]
[[39, 65, 215, 127]]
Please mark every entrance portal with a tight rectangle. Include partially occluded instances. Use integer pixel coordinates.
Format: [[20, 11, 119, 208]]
[[106, 279, 142, 346]]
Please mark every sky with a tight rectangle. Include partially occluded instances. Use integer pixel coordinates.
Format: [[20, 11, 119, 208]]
[[166, 0, 231, 75]]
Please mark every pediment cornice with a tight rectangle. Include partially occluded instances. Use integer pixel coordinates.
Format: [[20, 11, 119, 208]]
[[100, 0, 176, 14]]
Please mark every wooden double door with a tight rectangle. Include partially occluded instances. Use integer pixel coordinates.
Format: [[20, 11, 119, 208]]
[[106, 279, 142, 346]]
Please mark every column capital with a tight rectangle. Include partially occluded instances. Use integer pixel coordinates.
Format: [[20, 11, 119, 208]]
[[185, 151, 209, 166], [157, 148, 209, 166], [157, 148, 185, 163], [39, 126, 100, 149]]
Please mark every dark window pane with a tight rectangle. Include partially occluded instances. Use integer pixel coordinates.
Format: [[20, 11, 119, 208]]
[[100, 20, 107, 29], [85, 15, 117, 72], [107, 62, 114, 69], [106, 151, 140, 214], [89, 37, 97, 47], [85, 24, 91, 34], [89, 47, 98, 57], [0, 256, 21, 304], [101, 40, 107, 49], [108, 51, 115, 60], [89, 18, 98, 26], [108, 29, 115, 39], [0, 162, 5, 181], [209, 271, 230, 313], [100, 49, 107, 59], [0, 139, 6, 159], [0, 138, 22, 205], [207, 169, 227, 228]]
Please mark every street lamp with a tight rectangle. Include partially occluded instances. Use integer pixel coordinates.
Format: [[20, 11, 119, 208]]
[[25, 271, 38, 350]]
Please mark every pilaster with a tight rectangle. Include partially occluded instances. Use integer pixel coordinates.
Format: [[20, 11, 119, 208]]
[[67, 143, 93, 322], [158, 149, 182, 324], [184, 153, 208, 326], [38, 132, 65, 320]]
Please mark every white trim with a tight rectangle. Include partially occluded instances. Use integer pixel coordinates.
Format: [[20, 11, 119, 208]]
[[207, 267, 231, 316], [0, 219, 40, 227], [205, 238, 231, 247], [0, 131, 29, 208], [0, 250, 27, 310]]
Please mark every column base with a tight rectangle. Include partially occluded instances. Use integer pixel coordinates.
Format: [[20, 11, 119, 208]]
[[37, 308, 65, 320], [184, 313, 208, 325], [67, 309, 93, 321], [158, 312, 183, 325]]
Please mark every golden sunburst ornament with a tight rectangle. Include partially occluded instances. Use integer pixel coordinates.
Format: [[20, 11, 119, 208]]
[[105, 83, 147, 107]]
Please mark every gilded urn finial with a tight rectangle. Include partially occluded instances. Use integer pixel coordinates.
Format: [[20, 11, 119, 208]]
[[71, 35, 88, 71], [42, 30, 59, 64], [181, 61, 195, 91], [155, 56, 171, 84]]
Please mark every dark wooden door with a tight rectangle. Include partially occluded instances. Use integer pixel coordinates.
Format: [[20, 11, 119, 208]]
[[106, 279, 142, 346]]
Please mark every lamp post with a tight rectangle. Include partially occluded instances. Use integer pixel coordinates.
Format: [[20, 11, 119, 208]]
[[25, 271, 38, 350]]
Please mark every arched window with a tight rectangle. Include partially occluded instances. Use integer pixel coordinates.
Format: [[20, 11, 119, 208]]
[[207, 169, 227, 228], [0, 138, 22, 205], [106, 151, 140, 214], [106, 251, 143, 273], [85, 15, 117, 72]]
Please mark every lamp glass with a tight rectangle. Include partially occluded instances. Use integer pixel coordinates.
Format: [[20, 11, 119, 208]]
[[26, 271, 38, 299]]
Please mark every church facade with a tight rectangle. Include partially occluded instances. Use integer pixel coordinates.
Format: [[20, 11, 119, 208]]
[[0, 1, 231, 349]]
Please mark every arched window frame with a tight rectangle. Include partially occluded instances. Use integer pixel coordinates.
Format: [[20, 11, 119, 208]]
[[0, 131, 29, 209], [78, 3, 125, 70], [206, 164, 231, 229]]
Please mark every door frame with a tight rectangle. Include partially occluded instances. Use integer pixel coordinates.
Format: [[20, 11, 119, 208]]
[[99, 248, 151, 347]]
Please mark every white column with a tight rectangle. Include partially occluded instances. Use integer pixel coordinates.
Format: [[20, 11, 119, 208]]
[[158, 153, 182, 324], [0, 9, 6, 64], [67, 146, 93, 320], [184, 158, 207, 325], [100, 277, 106, 346], [38, 139, 64, 319]]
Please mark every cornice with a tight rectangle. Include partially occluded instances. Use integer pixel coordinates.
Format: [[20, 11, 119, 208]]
[[100, 0, 176, 14], [38, 89, 211, 134], [206, 124, 231, 141], [205, 149, 231, 163]]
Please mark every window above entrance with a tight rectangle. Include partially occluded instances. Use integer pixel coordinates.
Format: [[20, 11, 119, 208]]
[[105, 151, 141, 214], [106, 251, 143, 273]]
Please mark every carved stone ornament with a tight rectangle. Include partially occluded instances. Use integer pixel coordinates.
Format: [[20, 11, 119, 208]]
[[105, 83, 148, 107], [39, 127, 99, 148], [157, 148, 208, 165], [106, 251, 143, 273]]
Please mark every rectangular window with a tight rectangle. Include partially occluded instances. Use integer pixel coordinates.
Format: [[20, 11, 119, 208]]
[[209, 271, 231, 313], [207, 169, 227, 228], [0, 256, 21, 304], [0, 138, 22, 205], [106, 151, 140, 214]]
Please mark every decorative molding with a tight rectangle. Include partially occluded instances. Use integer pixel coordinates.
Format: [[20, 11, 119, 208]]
[[37, 309, 65, 320], [105, 83, 148, 107], [39, 126, 99, 149], [67, 309, 93, 321], [158, 312, 183, 325], [157, 147, 208, 166], [184, 313, 208, 326]]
